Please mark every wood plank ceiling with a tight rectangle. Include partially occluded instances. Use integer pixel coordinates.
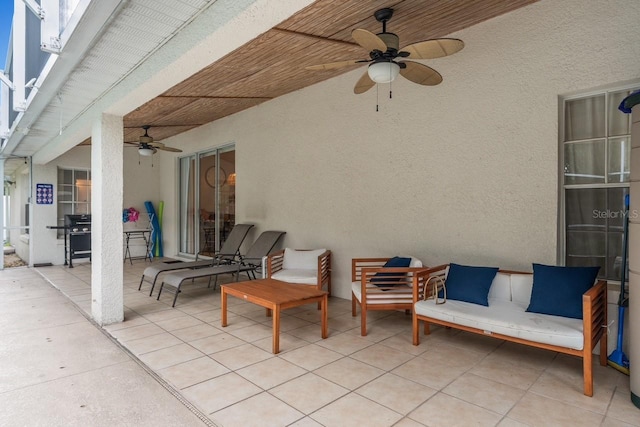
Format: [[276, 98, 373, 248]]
[[117, 0, 539, 146]]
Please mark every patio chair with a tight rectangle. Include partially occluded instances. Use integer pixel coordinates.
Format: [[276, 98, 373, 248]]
[[267, 248, 331, 295], [156, 230, 286, 307], [351, 256, 429, 336], [138, 223, 254, 296]]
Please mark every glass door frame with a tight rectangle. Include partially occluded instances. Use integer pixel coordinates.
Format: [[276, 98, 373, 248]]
[[177, 143, 235, 258]]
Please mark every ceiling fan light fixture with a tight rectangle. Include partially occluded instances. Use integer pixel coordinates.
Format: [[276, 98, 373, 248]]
[[368, 61, 400, 84], [138, 147, 155, 157]]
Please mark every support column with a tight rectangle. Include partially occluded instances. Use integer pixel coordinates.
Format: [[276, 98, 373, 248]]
[[0, 159, 4, 270], [629, 103, 640, 409], [91, 113, 123, 325]]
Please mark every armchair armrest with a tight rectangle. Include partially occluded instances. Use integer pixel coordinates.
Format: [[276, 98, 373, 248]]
[[583, 280, 608, 361], [318, 250, 331, 292], [413, 264, 449, 302], [352, 258, 391, 282], [267, 249, 285, 277]]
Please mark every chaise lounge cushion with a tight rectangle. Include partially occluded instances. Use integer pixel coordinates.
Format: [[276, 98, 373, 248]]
[[441, 263, 499, 306], [526, 264, 600, 319]]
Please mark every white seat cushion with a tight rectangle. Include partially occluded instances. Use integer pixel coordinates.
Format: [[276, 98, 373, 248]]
[[351, 281, 413, 305], [414, 298, 584, 350], [272, 269, 317, 285]]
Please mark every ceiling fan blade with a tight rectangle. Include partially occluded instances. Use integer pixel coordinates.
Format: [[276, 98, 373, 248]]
[[148, 141, 182, 153], [354, 71, 375, 94], [399, 61, 443, 86], [158, 146, 182, 153], [400, 38, 464, 59], [352, 28, 387, 52], [306, 60, 363, 71]]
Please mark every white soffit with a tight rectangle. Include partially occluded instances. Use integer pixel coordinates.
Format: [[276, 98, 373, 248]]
[[10, 0, 213, 158]]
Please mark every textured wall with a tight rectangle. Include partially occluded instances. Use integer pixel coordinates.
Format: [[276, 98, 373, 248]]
[[159, 0, 640, 299]]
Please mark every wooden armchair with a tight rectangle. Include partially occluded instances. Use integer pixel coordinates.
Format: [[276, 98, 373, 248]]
[[267, 248, 331, 295], [351, 257, 429, 336]]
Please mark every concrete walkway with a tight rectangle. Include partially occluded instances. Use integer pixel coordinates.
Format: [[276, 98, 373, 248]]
[[0, 267, 209, 426]]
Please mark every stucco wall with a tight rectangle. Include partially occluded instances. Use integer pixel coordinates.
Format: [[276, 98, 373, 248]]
[[157, 0, 640, 300]]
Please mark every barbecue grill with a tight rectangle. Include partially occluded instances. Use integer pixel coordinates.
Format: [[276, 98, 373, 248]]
[[65, 214, 91, 268]]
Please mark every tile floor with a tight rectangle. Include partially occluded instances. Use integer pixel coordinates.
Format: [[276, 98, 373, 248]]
[[0, 266, 209, 426], [29, 259, 640, 427]]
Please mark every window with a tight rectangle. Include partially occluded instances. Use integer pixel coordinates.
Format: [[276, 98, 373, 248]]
[[561, 86, 637, 280], [57, 168, 91, 236]]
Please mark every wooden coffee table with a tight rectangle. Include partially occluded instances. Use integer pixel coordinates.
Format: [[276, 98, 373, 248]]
[[221, 278, 328, 354]]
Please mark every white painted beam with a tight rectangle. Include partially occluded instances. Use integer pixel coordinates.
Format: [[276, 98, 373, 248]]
[[12, 0, 26, 112], [0, 72, 14, 90], [22, 0, 43, 18], [1, 76, 10, 139], [40, 0, 61, 53]]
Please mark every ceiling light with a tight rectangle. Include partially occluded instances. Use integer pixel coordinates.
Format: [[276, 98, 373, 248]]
[[367, 61, 400, 84], [138, 147, 155, 157]]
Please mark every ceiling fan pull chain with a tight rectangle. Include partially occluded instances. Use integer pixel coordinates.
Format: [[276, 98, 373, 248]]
[[376, 83, 379, 112]]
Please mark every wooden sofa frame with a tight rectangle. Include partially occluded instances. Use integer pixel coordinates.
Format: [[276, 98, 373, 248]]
[[412, 265, 608, 397], [351, 258, 429, 336], [267, 249, 332, 295]]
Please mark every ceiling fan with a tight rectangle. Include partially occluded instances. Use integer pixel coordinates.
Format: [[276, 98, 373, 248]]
[[306, 7, 464, 94], [132, 125, 183, 156]]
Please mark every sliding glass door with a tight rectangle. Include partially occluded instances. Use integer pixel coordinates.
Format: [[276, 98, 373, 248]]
[[179, 145, 235, 256]]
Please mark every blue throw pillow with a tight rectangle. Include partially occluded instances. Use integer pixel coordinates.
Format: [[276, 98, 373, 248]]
[[526, 264, 599, 319], [371, 256, 411, 288], [439, 263, 499, 306]]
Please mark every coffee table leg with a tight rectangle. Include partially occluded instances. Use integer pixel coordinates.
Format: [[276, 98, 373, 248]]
[[272, 304, 280, 354], [221, 288, 228, 327], [321, 294, 328, 339]]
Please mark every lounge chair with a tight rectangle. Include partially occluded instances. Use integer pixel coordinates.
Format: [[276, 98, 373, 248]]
[[156, 230, 286, 307], [138, 223, 254, 296]]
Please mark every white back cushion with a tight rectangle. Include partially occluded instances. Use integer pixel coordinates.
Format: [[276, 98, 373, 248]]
[[400, 256, 423, 285], [408, 257, 423, 268], [488, 272, 511, 302], [283, 248, 326, 270], [511, 274, 534, 306]]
